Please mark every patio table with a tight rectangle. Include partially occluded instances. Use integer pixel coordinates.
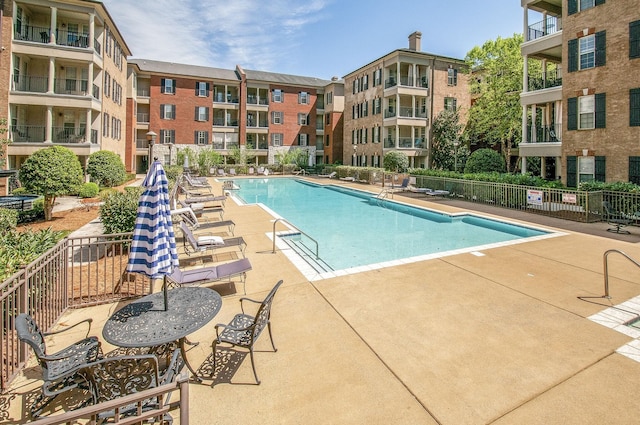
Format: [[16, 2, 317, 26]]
[[102, 286, 221, 382]]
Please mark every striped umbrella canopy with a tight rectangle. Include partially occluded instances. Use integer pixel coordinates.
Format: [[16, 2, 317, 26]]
[[126, 160, 179, 309]]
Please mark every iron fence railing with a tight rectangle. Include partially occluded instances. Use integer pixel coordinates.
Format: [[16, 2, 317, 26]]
[[1, 233, 149, 393], [528, 68, 562, 91], [527, 15, 561, 41]]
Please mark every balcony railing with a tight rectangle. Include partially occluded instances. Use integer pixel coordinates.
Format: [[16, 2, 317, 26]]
[[52, 126, 88, 143], [384, 138, 395, 148], [10, 125, 45, 143], [528, 68, 562, 91], [316, 101, 325, 109], [94, 38, 101, 54], [400, 76, 414, 86], [399, 106, 414, 118], [247, 95, 268, 105], [14, 24, 91, 48], [526, 124, 562, 143], [137, 88, 150, 97], [54, 78, 89, 96], [527, 16, 561, 41], [136, 138, 150, 149], [214, 118, 239, 127], [91, 129, 98, 144], [12, 75, 48, 93], [137, 112, 150, 123], [398, 137, 413, 148], [92, 84, 100, 100], [385, 77, 397, 89], [384, 109, 396, 118]]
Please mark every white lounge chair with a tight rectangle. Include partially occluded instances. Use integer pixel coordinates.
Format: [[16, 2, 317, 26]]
[[319, 171, 336, 179]]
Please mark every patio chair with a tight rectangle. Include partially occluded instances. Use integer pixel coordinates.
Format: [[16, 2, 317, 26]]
[[15, 313, 103, 418], [217, 168, 226, 177], [173, 206, 235, 235], [248, 167, 255, 175], [319, 171, 336, 179], [178, 199, 224, 221], [179, 221, 247, 257], [603, 201, 632, 234], [212, 280, 283, 384], [181, 174, 212, 192], [229, 168, 237, 176], [167, 258, 252, 294], [179, 186, 227, 207], [257, 166, 267, 175], [79, 349, 184, 425], [388, 178, 410, 192]]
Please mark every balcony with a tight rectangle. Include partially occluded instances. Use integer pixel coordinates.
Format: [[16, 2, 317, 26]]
[[12, 75, 48, 93], [527, 16, 561, 41], [10, 125, 45, 143], [14, 24, 90, 48], [526, 124, 562, 143], [384, 108, 396, 118], [92, 84, 100, 100], [12, 75, 92, 96], [528, 68, 562, 91], [247, 95, 268, 105], [384, 138, 395, 148], [136, 112, 149, 123], [385, 77, 397, 89], [137, 89, 150, 97], [52, 127, 90, 143], [54, 78, 89, 96], [399, 76, 414, 87]]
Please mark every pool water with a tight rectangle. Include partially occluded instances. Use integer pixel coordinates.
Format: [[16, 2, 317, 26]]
[[231, 178, 550, 271]]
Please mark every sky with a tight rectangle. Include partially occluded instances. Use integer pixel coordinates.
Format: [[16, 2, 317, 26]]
[[102, 0, 524, 81]]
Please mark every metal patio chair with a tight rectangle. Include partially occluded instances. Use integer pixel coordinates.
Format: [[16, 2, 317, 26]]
[[15, 313, 103, 418], [212, 280, 283, 384], [603, 201, 632, 234]]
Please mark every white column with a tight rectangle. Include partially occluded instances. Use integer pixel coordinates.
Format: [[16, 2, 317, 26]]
[[85, 109, 92, 143], [555, 156, 562, 180], [50, 7, 57, 44], [45, 106, 53, 143], [87, 63, 94, 98], [540, 157, 546, 179], [523, 4, 529, 41], [88, 14, 95, 49], [48, 57, 55, 93]]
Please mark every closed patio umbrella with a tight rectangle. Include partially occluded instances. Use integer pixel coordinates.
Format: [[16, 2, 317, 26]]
[[126, 160, 179, 310]]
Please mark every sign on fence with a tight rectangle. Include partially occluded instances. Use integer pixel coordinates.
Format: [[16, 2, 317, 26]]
[[562, 193, 577, 204], [527, 189, 543, 206]]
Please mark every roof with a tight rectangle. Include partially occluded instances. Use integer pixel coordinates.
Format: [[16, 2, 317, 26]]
[[242, 69, 334, 88], [343, 48, 468, 78], [128, 59, 239, 81]]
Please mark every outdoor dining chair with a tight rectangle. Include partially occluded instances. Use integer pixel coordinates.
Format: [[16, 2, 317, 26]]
[[78, 349, 184, 424], [212, 280, 283, 384], [602, 201, 632, 234], [15, 313, 103, 418]]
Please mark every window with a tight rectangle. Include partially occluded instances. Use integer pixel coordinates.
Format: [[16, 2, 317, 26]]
[[195, 106, 209, 121], [298, 91, 309, 104], [568, 0, 604, 15], [297, 113, 308, 125], [103, 113, 109, 137], [327, 91, 333, 104], [160, 129, 175, 144], [631, 21, 640, 59], [578, 95, 595, 129], [373, 126, 380, 143], [631, 88, 640, 126], [579, 35, 595, 70], [196, 82, 209, 97], [272, 89, 283, 102], [363, 75, 368, 90], [271, 133, 283, 146], [630, 157, 640, 185], [194, 130, 208, 145], [103, 72, 110, 98], [447, 68, 458, 86], [325, 112, 331, 125], [272, 111, 283, 124], [444, 97, 457, 111], [578, 156, 595, 183], [373, 69, 381, 86], [298, 134, 308, 146], [568, 93, 606, 130], [160, 104, 175, 120], [325, 134, 330, 147], [374, 98, 381, 115], [161, 78, 176, 94]]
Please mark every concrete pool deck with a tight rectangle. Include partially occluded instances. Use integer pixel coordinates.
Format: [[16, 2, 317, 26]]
[[5, 176, 640, 424]]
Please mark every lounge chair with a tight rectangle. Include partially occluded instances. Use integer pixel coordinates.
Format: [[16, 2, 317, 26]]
[[229, 168, 237, 176], [217, 168, 226, 177], [340, 176, 356, 182], [319, 171, 336, 179], [179, 186, 227, 207], [257, 166, 269, 175], [178, 199, 224, 221], [172, 206, 235, 235], [248, 167, 255, 175], [603, 201, 632, 234], [179, 221, 247, 257], [212, 279, 283, 383], [167, 258, 252, 294], [181, 174, 212, 192], [388, 178, 410, 192]]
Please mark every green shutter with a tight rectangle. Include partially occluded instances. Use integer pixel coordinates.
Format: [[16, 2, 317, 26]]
[[160, 78, 165, 93], [568, 97, 578, 130], [568, 39, 578, 72], [631, 88, 640, 126], [630, 21, 640, 59], [568, 0, 577, 15], [629, 157, 640, 184], [595, 31, 606, 67], [595, 156, 606, 182], [595, 93, 606, 129], [595, 0, 605, 5], [567, 156, 577, 188]]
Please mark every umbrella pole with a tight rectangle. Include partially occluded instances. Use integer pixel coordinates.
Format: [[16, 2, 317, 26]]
[[163, 275, 168, 311]]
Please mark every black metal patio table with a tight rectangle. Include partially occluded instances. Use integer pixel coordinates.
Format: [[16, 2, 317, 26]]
[[102, 286, 222, 382]]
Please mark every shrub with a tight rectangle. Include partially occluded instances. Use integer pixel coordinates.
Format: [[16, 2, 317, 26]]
[[17, 198, 45, 224], [78, 182, 100, 198], [464, 149, 506, 174], [10, 187, 27, 195], [383, 151, 409, 172], [0, 208, 18, 232], [0, 227, 66, 280], [99, 187, 142, 235], [87, 151, 127, 188]]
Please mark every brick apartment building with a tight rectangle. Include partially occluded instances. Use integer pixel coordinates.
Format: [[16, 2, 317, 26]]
[[520, 0, 640, 185], [342, 32, 470, 169], [0, 0, 130, 194], [126, 59, 344, 173]]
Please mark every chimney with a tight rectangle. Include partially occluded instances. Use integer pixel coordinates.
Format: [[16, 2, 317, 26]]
[[408, 31, 422, 51]]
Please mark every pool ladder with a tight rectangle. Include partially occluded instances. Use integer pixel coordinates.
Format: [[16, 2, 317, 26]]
[[578, 249, 640, 300], [272, 218, 319, 258]]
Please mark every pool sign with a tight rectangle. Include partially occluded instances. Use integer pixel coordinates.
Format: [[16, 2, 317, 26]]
[[527, 189, 543, 205], [562, 193, 577, 204]]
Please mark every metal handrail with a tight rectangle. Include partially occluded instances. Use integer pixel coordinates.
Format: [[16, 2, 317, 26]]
[[602, 249, 640, 298], [272, 218, 319, 258]]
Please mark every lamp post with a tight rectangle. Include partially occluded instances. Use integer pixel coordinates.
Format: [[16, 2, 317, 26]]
[[453, 140, 460, 172], [167, 142, 174, 166], [146, 131, 157, 168], [353, 144, 357, 167]]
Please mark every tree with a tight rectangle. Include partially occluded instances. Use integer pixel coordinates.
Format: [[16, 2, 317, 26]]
[[275, 148, 309, 169], [228, 144, 256, 165], [464, 34, 525, 171], [431, 109, 468, 171], [196, 148, 223, 175], [383, 151, 409, 172], [86, 151, 127, 187], [99, 187, 142, 235], [0, 119, 10, 169], [19, 146, 83, 221], [464, 148, 506, 174]]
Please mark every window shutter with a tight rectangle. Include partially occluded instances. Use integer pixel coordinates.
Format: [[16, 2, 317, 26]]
[[567, 97, 578, 130], [595, 0, 605, 5], [194, 131, 198, 144], [160, 78, 165, 93], [568, 0, 577, 15], [568, 39, 578, 72], [172, 105, 176, 119], [595, 93, 606, 128], [630, 21, 640, 59], [204, 131, 209, 144], [206, 83, 210, 96], [205, 107, 210, 121], [595, 156, 606, 182], [630, 157, 640, 185], [595, 31, 606, 67], [566, 156, 577, 188], [170, 130, 175, 143], [160, 130, 165, 143], [630, 88, 640, 126], [195, 82, 199, 96], [194, 107, 199, 120], [453, 98, 457, 110], [172, 80, 176, 93]]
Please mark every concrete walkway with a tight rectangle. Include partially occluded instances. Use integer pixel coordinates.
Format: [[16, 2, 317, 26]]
[[6, 176, 640, 424]]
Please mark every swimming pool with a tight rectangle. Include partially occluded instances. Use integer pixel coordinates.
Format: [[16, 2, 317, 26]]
[[230, 178, 558, 276]]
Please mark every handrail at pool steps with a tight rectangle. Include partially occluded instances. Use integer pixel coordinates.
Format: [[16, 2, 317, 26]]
[[272, 218, 319, 258]]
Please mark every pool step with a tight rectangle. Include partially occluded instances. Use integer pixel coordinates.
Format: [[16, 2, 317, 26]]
[[280, 234, 333, 274]]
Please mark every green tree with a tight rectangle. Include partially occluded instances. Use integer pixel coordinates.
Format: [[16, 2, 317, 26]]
[[464, 148, 506, 174], [383, 151, 409, 172], [99, 187, 142, 235], [275, 148, 309, 170], [0, 119, 10, 168], [228, 144, 256, 165], [86, 150, 127, 187], [431, 109, 468, 172], [197, 148, 223, 175], [464, 34, 525, 171], [19, 146, 83, 221]]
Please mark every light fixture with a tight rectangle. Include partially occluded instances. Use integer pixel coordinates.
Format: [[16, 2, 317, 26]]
[[146, 130, 157, 164]]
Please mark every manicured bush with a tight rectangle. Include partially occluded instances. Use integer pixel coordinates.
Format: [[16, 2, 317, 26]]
[[464, 149, 506, 174], [383, 151, 409, 172], [78, 182, 100, 198], [0, 208, 18, 232], [87, 151, 127, 188], [99, 187, 142, 235]]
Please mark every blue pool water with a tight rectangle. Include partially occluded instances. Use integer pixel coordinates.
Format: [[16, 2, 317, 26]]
[[231, 178, 549, 271]]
